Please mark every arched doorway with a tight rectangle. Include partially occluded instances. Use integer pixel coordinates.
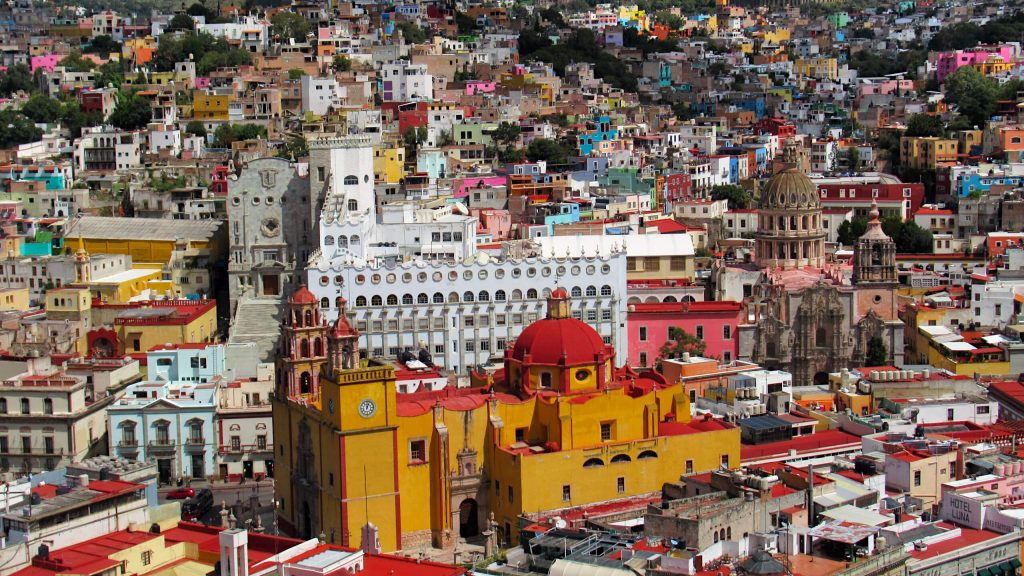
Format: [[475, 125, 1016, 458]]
[[459, 499, 479, 538], [300, 372, 311, 394], [813, 371, 829, 385], [301, 501, 312, 540]]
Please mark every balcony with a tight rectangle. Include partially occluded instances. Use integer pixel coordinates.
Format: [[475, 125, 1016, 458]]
[[218, 443, 271, 455], [118, 439, 139, 449], [148, 439, 176, 451], [185, 437, 205, 451]]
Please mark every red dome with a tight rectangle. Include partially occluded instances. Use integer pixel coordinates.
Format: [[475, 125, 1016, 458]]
[[550, 287, 569, 299], [510, 317, 610, 366], [290, 285, 317, 305]]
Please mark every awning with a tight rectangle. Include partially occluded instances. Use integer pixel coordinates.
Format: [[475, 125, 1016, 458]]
[[977, 568, 992, 576], [1009, 558, 1022, 568]]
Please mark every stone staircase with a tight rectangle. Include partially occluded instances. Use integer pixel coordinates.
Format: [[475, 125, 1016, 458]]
[[228, 297, 284, 362]]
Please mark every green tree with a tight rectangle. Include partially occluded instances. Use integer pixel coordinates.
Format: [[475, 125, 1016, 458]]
[[108, 91, 152, 130], [59, 51, 96, 73], [0, 64, 36, 97], [865, 336, 888, 367], [277, 134, 309, 159], [659, 327, 707, 360], [60, 101, 101, 138], [288, 68, 305, 80], [525, 138, 568, 165], [403, 126, 428, 157], [945, 66, 997, 128], [185, 120, 207, 137], [94, 60, 124, 89], [491, 121, 521, 148], [166, 13, 195, 32], [331, 54, 351, 73], [212, 124, 236, 148], [85, 35, 121, 54], [710, 184, 751, 209], [837, 218, 868, 245], [654, 10, 683, 29], [846, 147, 861, 171], [396, 21, 428, 44], [21, 93, 61, 123], [904, 113, 945, 137], [270, 12, 310, 42], [539, 7, 565, 27], [0, 109, 43, 147]]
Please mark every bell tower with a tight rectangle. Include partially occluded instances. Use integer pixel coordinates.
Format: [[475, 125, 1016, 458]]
[[278, 285, 327, 406], [326, 297, 360, 376], [853, 201, 897, 286]]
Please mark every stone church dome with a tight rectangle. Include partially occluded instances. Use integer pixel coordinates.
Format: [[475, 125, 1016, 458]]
[[760, 168, 821, 211]]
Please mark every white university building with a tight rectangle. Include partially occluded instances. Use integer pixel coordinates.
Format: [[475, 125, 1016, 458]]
[[304, 137, 628, 373]]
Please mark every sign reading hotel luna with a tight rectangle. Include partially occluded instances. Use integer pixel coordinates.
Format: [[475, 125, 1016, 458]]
[[941, 491, 984, 529]]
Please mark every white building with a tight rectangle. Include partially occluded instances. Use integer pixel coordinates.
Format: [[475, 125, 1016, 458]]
[[380, 61, 433, 102], [301, 76, 346, 116], [197, 16, 270, 53], [972, 280, 1024, 328], [305, 137, 629, 373]]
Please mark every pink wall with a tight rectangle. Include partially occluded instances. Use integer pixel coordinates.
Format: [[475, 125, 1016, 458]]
[[31, 54, 62, 73], [936, 46, 1016, 82], [473, 209, 512, 240], [627, 301, 745, 368], [195, 77, 212, 90], [453, 176, 506, 198], [465, 81, 496, 96]]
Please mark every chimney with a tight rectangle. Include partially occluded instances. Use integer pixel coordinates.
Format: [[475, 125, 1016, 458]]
[[219, 528, 249, 576], [361, 523, 381, 554]]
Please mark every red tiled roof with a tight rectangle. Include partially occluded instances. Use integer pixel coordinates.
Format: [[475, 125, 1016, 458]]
[[740, 430, 861, 462]]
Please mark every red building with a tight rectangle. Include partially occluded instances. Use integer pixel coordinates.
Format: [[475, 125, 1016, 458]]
[[397, 102, 429, 135], [627, 300, 746, 368], [814, 176, 926, 220], [756, 117, 796, 138]]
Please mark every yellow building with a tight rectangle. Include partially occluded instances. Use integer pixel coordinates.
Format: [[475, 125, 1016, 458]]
[[63, 216, 226, 267], [900, 136, 959, 170], [193, 92, 232, 121], [795, 57, 839, 81], [274, 287, 740, 552], [0, 287, 30, 311], [373, 146, 406, 184], [87, 299, 218, 357]]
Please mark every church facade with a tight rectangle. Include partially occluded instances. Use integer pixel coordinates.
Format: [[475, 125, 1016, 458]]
[[273, 287, 740, 552], [712, 168, 904, 386]]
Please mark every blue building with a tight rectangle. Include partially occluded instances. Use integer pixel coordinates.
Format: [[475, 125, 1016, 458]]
[[957, 173, 1024, 197], [577, 116, 618, 155]]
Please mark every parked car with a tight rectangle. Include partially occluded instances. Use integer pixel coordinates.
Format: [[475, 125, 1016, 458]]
[[166, 487, 195, 500]]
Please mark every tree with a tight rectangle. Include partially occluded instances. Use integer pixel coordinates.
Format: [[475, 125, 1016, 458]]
[[166, 13, 195, 32], [94, 60, 124, 89], [0, 109, 43, 147], [865, 336, 888, 367], [288, 68, 305, 80], [403, 126, 428, 157], [212, 124, 237, 148], [270, 12, 310, 42], [837, 218, 868, 246], [904, 114, 945, 137], [654, 10, 683, 29], [21, 93, 61, 123], [539, 7, 565, 27], [845, 147, 861, 171], [710, 184, 751, 209], [331, 54, 351, 73], [0, 64, 36, 97], [277, 134, 309, 160], [396, 21, 428, 44], [59, 51, 96, 73], [944, 66, 997, 128], [185, 120, 207, 137], [492, 121, 521, 148], [108, 91, 152, 131], [659, 327, 707, 360], [525, 138, 568, 165], [60, 101, 101, 138], [85, 35, 121, 54]]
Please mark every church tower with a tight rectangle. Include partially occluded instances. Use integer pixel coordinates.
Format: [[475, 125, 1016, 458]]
[[326, 297, 360, 376], [278, 285, 327, 405], [852, 201, 897, 286]]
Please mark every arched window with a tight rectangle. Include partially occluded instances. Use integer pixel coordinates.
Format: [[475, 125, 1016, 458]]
[[300, 372, 311, 394], [304, 310, 313, 326], [600, 285, 612, 296], [313, 338, 323, 356], [714, 532, 720, 544], [526, 288, 538, 299], [371, 295, 383, 306], [343, 175, 358, 185], [448, 292, 460, 303], [433, 292, 444, 303], [320, 297, 329, 309], [348, 199, 358, 212], [727, 527, 732, 540], [638, 450, 658, 459], [355, 296, 367, 306], [417, 293, 429, 304], [336, 296, 345, 308], [583, 458, 605, 468], [571, 287, 582, 297], [300, 339, 310, 357], [585, 286, 597, 297], [387, 295, 398, 305], [611, 454, 632, 463], [478, 291, 489, 301], [350, 235, 361, 245], [663, 296, 678, 303], [511, 289, 523, 300], [494, 290, 506, 302], [402, 294, 414, 305], [463, 291, 475, 302], [324, 235, 335, 246], [815, 327, 827, 347], [338, 236, 348, 248]]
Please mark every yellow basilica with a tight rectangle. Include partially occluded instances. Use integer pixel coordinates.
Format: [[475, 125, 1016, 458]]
[[273, 286, 741, 552]]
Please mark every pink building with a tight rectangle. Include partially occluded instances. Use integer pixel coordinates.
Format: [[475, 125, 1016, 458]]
[[194, 77, 212, 90], [627, 300, 745, 368], [465, 81, 496, 96], [856, 79, 915, 99], [31, 54, 62, 73], [935, 45, 1016, 83], [473, 208, 512, 240], [452, 175, 506, 198]]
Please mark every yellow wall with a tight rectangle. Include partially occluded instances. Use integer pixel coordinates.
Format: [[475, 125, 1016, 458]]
[[73, 237, 211, 266], [86, 268, 165, 303], [116, 304, 217, 354], [0, 288, 30, 311], [373, 147, 406, 184], [193, 94, 231, 121]]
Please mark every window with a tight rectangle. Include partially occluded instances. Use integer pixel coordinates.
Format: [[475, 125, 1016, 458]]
[[639, 326, 647, 342], [44, 437, 53, 454], [409, 440, 427, 464], [617, 477, 625, 494], [508, 486, 514, 503], [720, 454, 729, 468], [947, 408, 955, 421], [231, 436, 241, 451], [685, 460, 694, 475], [914, 470, 922, 486], [639, 352, 648, 367], [562, 484, 571, 502], [21, 436, 30, 453], [723, 325, 732, 340], [21, 398, 29, 415], [0, 398, 5, 413], [257, 435, 267, 449], [515, 428, 526, 443], [695, 325, 704, 339], [141, 551, 151, 566], [600, 422, 613, 442]]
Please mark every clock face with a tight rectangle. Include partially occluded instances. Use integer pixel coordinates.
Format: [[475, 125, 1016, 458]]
[[358, 399, 377, 418]]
